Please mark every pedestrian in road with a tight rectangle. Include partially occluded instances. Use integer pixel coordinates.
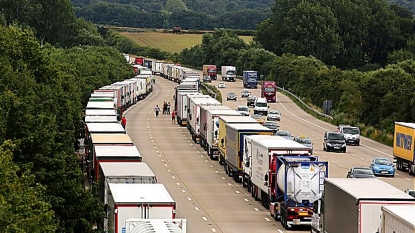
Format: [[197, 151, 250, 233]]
[[171, 110, 176, 124], [162, 102, 166, 114], [121, 116, 127, 129], [167, 102, 171, 115], [154, 105, 160, 117]]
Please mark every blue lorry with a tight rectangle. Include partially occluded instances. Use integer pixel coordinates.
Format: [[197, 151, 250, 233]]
[[243, 71, 258, 89]]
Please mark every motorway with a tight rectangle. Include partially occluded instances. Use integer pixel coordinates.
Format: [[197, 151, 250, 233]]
[[125, 74, 415, 233]]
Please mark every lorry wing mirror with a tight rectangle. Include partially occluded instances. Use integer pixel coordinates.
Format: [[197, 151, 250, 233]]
[[264, 173, 269, 182]]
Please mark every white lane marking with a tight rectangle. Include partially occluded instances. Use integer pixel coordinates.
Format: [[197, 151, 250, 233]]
[[187, 197, 192, 201], [211, 228, 217, 233], [195, 207, 199, 211], [182, 189, 186, 193], [228, 183, 232, 186], [222, 177, 225, 180], [235, 191, 240, 194], [202, 217, 207, 221], [158, 154, 161, 157], [244, 199, 249, 202], [254, 208, 259, 211], [197, 151, 201, 153], [278, 230, 284, 233], [265, 218, 270, 222], [215, 170, 218, 173], [168, 169, 171, 172], [339, 165, 343, 167], [360, 158, 364, 160], [156, 151, 159, 153], [331, 160, 335, 163], [406, 178, 411, 181], [171, 176, 175, 179], [154, 146, 157, 149], [164, 164, 167, 167]]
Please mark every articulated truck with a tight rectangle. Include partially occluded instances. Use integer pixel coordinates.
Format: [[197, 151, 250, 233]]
[[224, 123, 274, 183], [393, 122, 415, 175], [217, 116, 259, 165], [199, 105, 241, 159], [311, 178, 415, 233], [221, 66, 237, 82], [187, 95, 221, 143]]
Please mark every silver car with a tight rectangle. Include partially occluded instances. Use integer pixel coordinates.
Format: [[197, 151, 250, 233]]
[[267, 110, 281, 121], [241, 89, 251, 98]]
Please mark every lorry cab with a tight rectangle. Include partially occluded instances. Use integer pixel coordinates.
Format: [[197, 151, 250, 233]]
[[253, 97, 269, 116]]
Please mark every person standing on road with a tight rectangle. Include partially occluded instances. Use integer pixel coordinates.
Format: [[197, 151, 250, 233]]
[[171, 110, 176, 124], [167, 102, 171, 115], [154, 105, 160, 117], [121, 116, 127, 129]]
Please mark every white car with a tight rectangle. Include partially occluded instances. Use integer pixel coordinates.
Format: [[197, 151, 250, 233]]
[[267, 110, 281, 121], [217, 82, 226, 88], [236, 105, 250, 116]]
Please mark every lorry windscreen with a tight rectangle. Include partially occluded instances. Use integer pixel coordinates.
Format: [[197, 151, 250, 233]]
[[226, 71, 236, 75], [264, 87, 275, 92], [208, 69, 216, 72]]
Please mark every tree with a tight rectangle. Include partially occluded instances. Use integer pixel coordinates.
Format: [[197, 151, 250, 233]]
[[0, 140, 56, 232]]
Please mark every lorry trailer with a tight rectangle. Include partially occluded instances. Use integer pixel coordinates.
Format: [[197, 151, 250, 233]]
[[243, 71, 258, 89], [224, 123, 274, 183], [378, 205, 415, 233], [125, 219, 187, 233], [176, 92, 202, 126], [199, 106, 241, 159], [106, 183, 176, 233], [187, 95, 221, 143], [311, 178, 415, 233], [393, 122, 415, 175], [217, 116, 260, 165]]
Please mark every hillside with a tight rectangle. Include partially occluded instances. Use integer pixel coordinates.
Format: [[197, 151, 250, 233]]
[[71, 0, 273, 30]]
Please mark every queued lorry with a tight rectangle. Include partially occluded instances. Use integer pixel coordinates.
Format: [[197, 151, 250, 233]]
[[106, 183, 176, 233], [378, 205, 415, 233], [311, 178, 415, 233], [261, 81, 277, 103], [270, 156, 327, 229], [199, 105, 241, 159], [187, 95, 221, 143], [203, 64, 217, 80], [224, 123, 274, 182], [221, 66, 237, 82], [242, 135, 315, 205], [218, 116, 260, 165], [243, 71, 258, 89], [174, 80, 200, 125], [393, 122, 415, 175]]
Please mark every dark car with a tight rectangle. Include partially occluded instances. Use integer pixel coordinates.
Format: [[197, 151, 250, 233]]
[[347, 167, 375, 178], [275, 130, 292, 140], [323, 131, 346, 153], [263, 121, 280, 132], [293, 135, 313, 154], [247, 96, 256, 107], [227, 92, 237, 101], [404, 189, 415, 198]]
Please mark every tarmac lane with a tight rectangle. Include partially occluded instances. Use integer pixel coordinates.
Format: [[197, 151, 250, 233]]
[[125, 76, 296, 233]]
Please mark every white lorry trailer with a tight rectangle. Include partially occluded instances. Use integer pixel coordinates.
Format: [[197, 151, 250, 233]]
[[311, 178, 415, 233], [125, 219, 187, 233], [221, 66, 237, 82], [378, 205, 415, 233], [106, 183, 176, 233], [187, 95, 221, 144], [176, 92, 201, 126], [199, 106, 241, 159]]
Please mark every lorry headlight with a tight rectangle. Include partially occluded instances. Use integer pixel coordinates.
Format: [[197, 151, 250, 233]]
[[342, 143, 346, 147]]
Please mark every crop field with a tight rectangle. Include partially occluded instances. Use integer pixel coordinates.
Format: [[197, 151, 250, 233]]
[[119, 31, 253, 54]]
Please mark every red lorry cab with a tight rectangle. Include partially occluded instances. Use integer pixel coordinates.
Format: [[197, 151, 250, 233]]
[[262, 81, 277, 103]]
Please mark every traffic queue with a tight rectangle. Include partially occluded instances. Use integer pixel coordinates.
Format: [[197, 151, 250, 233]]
[[151, 58, 415, 233], [82, 64, 187, 233]]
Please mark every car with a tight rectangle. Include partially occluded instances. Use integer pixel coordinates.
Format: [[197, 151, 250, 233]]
[[293, 135, 313, 154], [267, 110, 281, 121], [370, 157, 395, 177], [346, 167, 375, 178], [226, 92, 237, 101], [203, 75, 211, 83], [247, 96, 257, 107], [404, 189, 415, 198], [251, 114, 265, 125], [236, 105, 249, 116], [263, 121, 279, 132], [218, 82, 226, 88], [275, 130, 292, 140], [241, 89, 251, 98], [323, 131, 346, 152], [338, 124, 360, 146]]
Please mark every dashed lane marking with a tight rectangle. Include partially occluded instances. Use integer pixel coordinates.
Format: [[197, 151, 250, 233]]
[[194, 207, 199, 211], [202, 217, 207, 221]]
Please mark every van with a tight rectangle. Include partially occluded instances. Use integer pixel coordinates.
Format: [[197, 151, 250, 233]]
[[337, 125, 360, 146], [253, 97, 269, 116]]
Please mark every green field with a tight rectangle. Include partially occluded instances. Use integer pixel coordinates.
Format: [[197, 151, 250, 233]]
[[120, 31, 253, 54]]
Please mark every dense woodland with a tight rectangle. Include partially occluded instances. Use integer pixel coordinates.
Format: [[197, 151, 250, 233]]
[[1, 0, 415, 231], [71, 0, 273, 30]]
